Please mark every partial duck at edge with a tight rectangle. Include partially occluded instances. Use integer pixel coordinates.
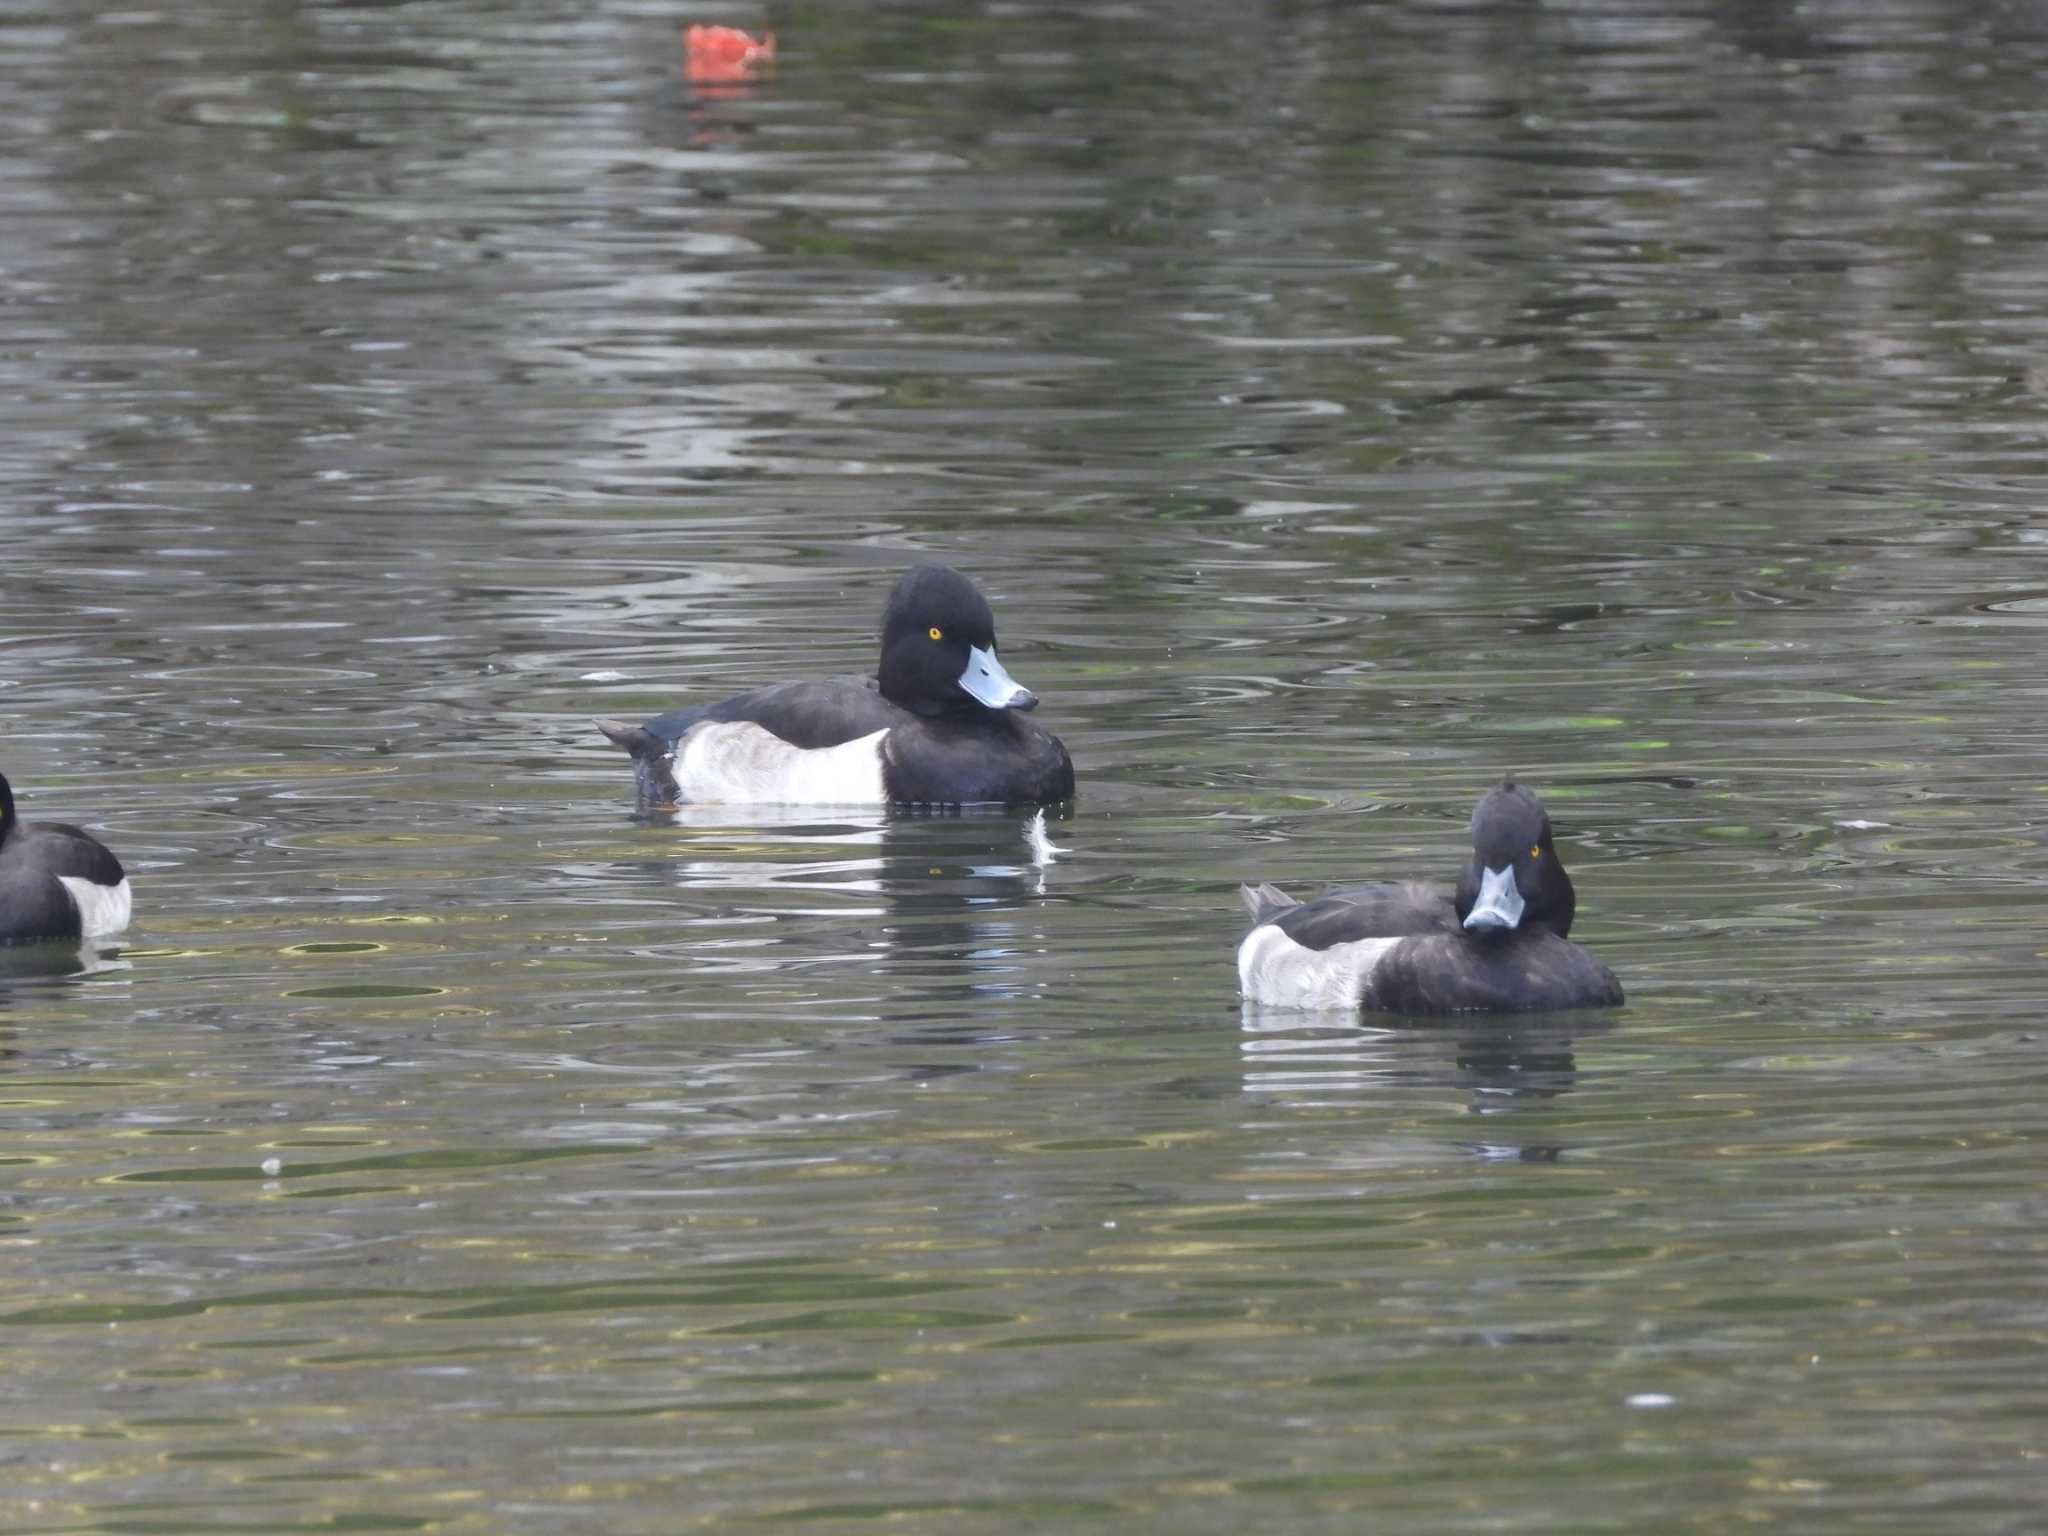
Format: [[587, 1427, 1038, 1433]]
[[0, 772, 132, 945]]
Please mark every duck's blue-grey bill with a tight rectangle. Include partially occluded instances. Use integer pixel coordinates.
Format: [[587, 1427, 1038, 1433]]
[[1463, 864, 1525, 932], [960, 645, 1037, 710]]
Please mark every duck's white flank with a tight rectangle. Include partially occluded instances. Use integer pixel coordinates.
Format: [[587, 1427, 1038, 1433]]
[[59, 875, 132, 938], [1237, 924, 1400, 1009], [672, 723, 889, 805]]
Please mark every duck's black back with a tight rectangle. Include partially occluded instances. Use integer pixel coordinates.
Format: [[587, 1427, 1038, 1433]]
[[1269, 882, 1459, 950], [12, 822, 125, 887], [645, 676, 909, 750]]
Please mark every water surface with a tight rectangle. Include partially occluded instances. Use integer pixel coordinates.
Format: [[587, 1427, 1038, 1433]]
[[5, 2, 2047, 1531]]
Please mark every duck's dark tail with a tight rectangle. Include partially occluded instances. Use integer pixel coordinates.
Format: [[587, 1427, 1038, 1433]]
[[594, 719, 681, 805], [1239, 882, 1298, 925], [595, 718, 664, 759]]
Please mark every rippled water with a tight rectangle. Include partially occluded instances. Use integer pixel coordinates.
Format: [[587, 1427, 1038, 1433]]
[[6, 2, 2048, 1531]]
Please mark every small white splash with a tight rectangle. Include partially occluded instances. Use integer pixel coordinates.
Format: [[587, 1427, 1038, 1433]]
[[1626, 1393, 1675, 1410], [259, 1156, 283, 1176], [580, 670, 630, 682], [1835, 819, 1889, 831], [1025, 809, 1067, 867]]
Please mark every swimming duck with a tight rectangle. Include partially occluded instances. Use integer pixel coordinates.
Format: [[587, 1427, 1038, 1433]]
[[0, 772, 132, 944], [1238, 779, 1622, 1013], [597, 564, 1075, 807]]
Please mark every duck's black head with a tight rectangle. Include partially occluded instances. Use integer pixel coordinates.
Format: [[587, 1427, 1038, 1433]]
[[0, 773, 15, 837], [1453, 778, 1577, 940], [876, 564, 1038, 719]]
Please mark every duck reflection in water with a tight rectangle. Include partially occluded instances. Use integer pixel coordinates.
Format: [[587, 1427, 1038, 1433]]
[[0, 938, 128, 989], [602, 804, 1068, 1076], [1238, 1010, 1615, 1162], [0, 943, 131, 1069]]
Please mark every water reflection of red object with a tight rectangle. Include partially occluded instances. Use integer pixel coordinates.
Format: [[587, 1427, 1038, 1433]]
[[684, 24, 776, 84]]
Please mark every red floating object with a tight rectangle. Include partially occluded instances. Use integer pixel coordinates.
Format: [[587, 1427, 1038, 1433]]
[[684, 23, 776, 84]]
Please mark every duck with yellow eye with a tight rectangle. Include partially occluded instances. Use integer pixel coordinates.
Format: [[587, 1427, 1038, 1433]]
[[597, 564, 1074, 808], [1237, 779, 1622, 1014]]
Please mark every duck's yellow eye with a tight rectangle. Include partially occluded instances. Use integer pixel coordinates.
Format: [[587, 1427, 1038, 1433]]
[[1530, 844, 1542, 859], [928, 626, 943, 641]]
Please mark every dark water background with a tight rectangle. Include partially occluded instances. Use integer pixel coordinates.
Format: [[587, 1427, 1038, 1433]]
[[6, 1, 2047, 1530]]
